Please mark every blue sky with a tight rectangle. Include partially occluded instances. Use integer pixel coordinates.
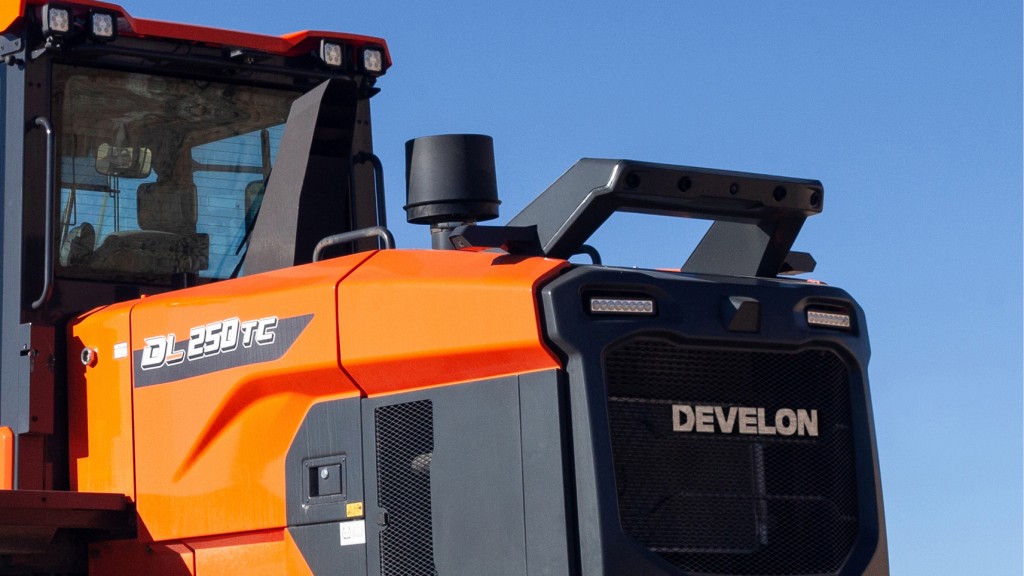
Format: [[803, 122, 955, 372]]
[[139, 1, 1023, 573]]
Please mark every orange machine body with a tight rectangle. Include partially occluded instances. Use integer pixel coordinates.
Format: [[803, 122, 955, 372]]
[[68, 249, 565, 570]]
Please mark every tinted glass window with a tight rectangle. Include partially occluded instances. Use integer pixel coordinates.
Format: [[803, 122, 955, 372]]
[[52, 65, 296, 284]]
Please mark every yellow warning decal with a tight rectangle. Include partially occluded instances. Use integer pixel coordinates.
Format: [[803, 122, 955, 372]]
[[346, 502, 364, 518]]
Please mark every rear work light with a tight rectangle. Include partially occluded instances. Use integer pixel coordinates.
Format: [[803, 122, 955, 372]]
[[361, 47, 384, 74], [590, 297, 656, 316], [42, 4, 71, 36], [319, 40, 344, 68], [806, 309, 852, 329], [90, 11, 116, 40]]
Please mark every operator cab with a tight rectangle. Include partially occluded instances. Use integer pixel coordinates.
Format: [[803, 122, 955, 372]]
[[1, 0, 390, 320], [0, 0, 388, 511]]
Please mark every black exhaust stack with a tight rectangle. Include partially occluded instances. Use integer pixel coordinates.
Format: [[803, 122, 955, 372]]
[[405, 134, 500, 249]]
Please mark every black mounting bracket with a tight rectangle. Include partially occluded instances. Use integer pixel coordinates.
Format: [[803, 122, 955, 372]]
[[0, 33, 23, 59], [448, 224, 541, 254]]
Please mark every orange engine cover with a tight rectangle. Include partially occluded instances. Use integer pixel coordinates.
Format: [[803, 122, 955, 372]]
[[68, 249, 566, 551]]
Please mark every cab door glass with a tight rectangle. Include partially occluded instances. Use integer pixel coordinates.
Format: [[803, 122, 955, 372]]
[[52, 64, 296, 285]]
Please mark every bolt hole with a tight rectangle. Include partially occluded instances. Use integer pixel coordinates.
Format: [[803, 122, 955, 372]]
[[729, 182, 739, 195], [773, 186, 787, 201], [625, 172, 641, 189], [809, 191, 821, 207], [677, 176, 692, 192]]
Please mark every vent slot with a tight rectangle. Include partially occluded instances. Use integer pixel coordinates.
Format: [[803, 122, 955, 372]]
[[375, 400, 436, 576]]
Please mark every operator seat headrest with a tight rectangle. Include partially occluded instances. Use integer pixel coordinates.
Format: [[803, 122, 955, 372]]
[[136, 181, 198, 235]]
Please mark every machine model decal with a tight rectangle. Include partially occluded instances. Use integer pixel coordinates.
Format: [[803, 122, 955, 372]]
[[132, 314, 314, 387], [672, 403, 819, 437]]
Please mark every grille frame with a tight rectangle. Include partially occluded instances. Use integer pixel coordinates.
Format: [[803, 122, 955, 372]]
[[538, 265, 886, 576], [604, 334, 863, 575]]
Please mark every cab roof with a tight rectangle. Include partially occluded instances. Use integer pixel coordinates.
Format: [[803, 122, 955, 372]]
[[3, 0, 391, 67]]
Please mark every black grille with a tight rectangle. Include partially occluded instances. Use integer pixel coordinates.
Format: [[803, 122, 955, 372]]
[[605, 336, 858, 575], [375, 400, 437, 576]]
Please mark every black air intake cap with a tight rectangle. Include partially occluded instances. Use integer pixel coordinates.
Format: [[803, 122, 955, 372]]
[[405, 134, 500, 225]]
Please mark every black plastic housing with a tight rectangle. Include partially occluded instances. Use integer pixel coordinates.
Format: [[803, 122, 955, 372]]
[[404, 134, 500, 225]]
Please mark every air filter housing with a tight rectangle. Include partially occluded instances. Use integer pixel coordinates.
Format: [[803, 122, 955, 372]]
[[404, 134, 500, 227]]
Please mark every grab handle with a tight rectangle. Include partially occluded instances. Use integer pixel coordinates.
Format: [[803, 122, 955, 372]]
[[31, 117, 54, 310]]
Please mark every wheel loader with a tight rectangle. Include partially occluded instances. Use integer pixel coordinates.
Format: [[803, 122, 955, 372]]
[[0, 2, 887, 574]]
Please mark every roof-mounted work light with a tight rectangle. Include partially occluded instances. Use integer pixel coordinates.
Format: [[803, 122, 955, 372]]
[[360, 47, 384, 74], [89, 11, 116, 40], [42, 4, 71, 36], [319, 40, 344, 68]]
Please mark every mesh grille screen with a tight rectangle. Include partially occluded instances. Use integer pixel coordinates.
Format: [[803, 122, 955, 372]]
[[605, 336, 858, 575], [375, 400, 436, 576]]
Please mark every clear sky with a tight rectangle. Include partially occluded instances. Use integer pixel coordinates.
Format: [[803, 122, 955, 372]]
[[138, 1, 1023, 573]]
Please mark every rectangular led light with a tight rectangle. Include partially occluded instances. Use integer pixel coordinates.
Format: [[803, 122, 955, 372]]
[[44, 5, 71, 35], [362, 48, 384, 73], [590, 297, 655, 315], [91, 12, 115, 39], [320, 41, 344, 67], [807, 310, 851, 329]]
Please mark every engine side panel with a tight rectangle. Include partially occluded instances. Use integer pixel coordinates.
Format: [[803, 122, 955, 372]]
[[285, 371, 574, 576], [72, 249, 567, 572]]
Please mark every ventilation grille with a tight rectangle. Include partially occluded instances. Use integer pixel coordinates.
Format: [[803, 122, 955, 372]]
[[375, 400, 436, 576], [605, 336, 858, 575]]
